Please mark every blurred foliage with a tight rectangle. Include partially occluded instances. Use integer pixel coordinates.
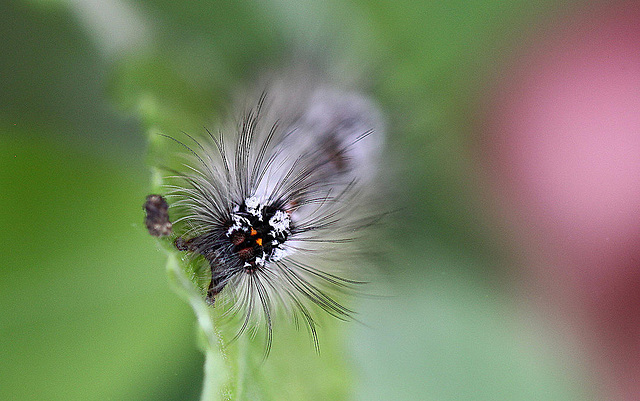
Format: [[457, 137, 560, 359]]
[[0, 132, 203, 400], [1, 0, 595, 399]]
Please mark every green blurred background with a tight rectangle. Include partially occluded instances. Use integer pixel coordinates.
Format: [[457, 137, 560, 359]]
[[1, 0, 596, 400]]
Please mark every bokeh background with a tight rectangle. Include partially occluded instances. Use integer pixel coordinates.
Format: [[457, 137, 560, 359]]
[[2, 0, 639, 399]]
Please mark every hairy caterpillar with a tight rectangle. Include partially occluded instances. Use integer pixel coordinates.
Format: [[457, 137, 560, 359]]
[[144, 73, 384, 350]]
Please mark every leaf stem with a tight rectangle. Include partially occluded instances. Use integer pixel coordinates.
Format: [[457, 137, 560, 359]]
[[165, 254, 233, 400]]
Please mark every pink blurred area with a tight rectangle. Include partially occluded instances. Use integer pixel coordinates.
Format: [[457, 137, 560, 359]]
[[481, 2, 640, 399]]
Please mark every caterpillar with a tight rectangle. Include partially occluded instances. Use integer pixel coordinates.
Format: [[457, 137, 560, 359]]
[[144, 72, 384, 350]]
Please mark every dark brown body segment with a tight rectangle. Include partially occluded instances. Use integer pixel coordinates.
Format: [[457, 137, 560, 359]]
[[143, 194, 173, 237]]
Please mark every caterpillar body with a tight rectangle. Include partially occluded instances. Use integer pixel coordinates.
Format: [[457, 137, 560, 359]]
[[144, 73, 384, 349]]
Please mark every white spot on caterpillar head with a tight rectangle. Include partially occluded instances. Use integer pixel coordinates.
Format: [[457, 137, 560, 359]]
[[269, 210, 290, 234], [245, 196, 264, 220], [245, 196, 259, 209], [270, 247, 289, 261]]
